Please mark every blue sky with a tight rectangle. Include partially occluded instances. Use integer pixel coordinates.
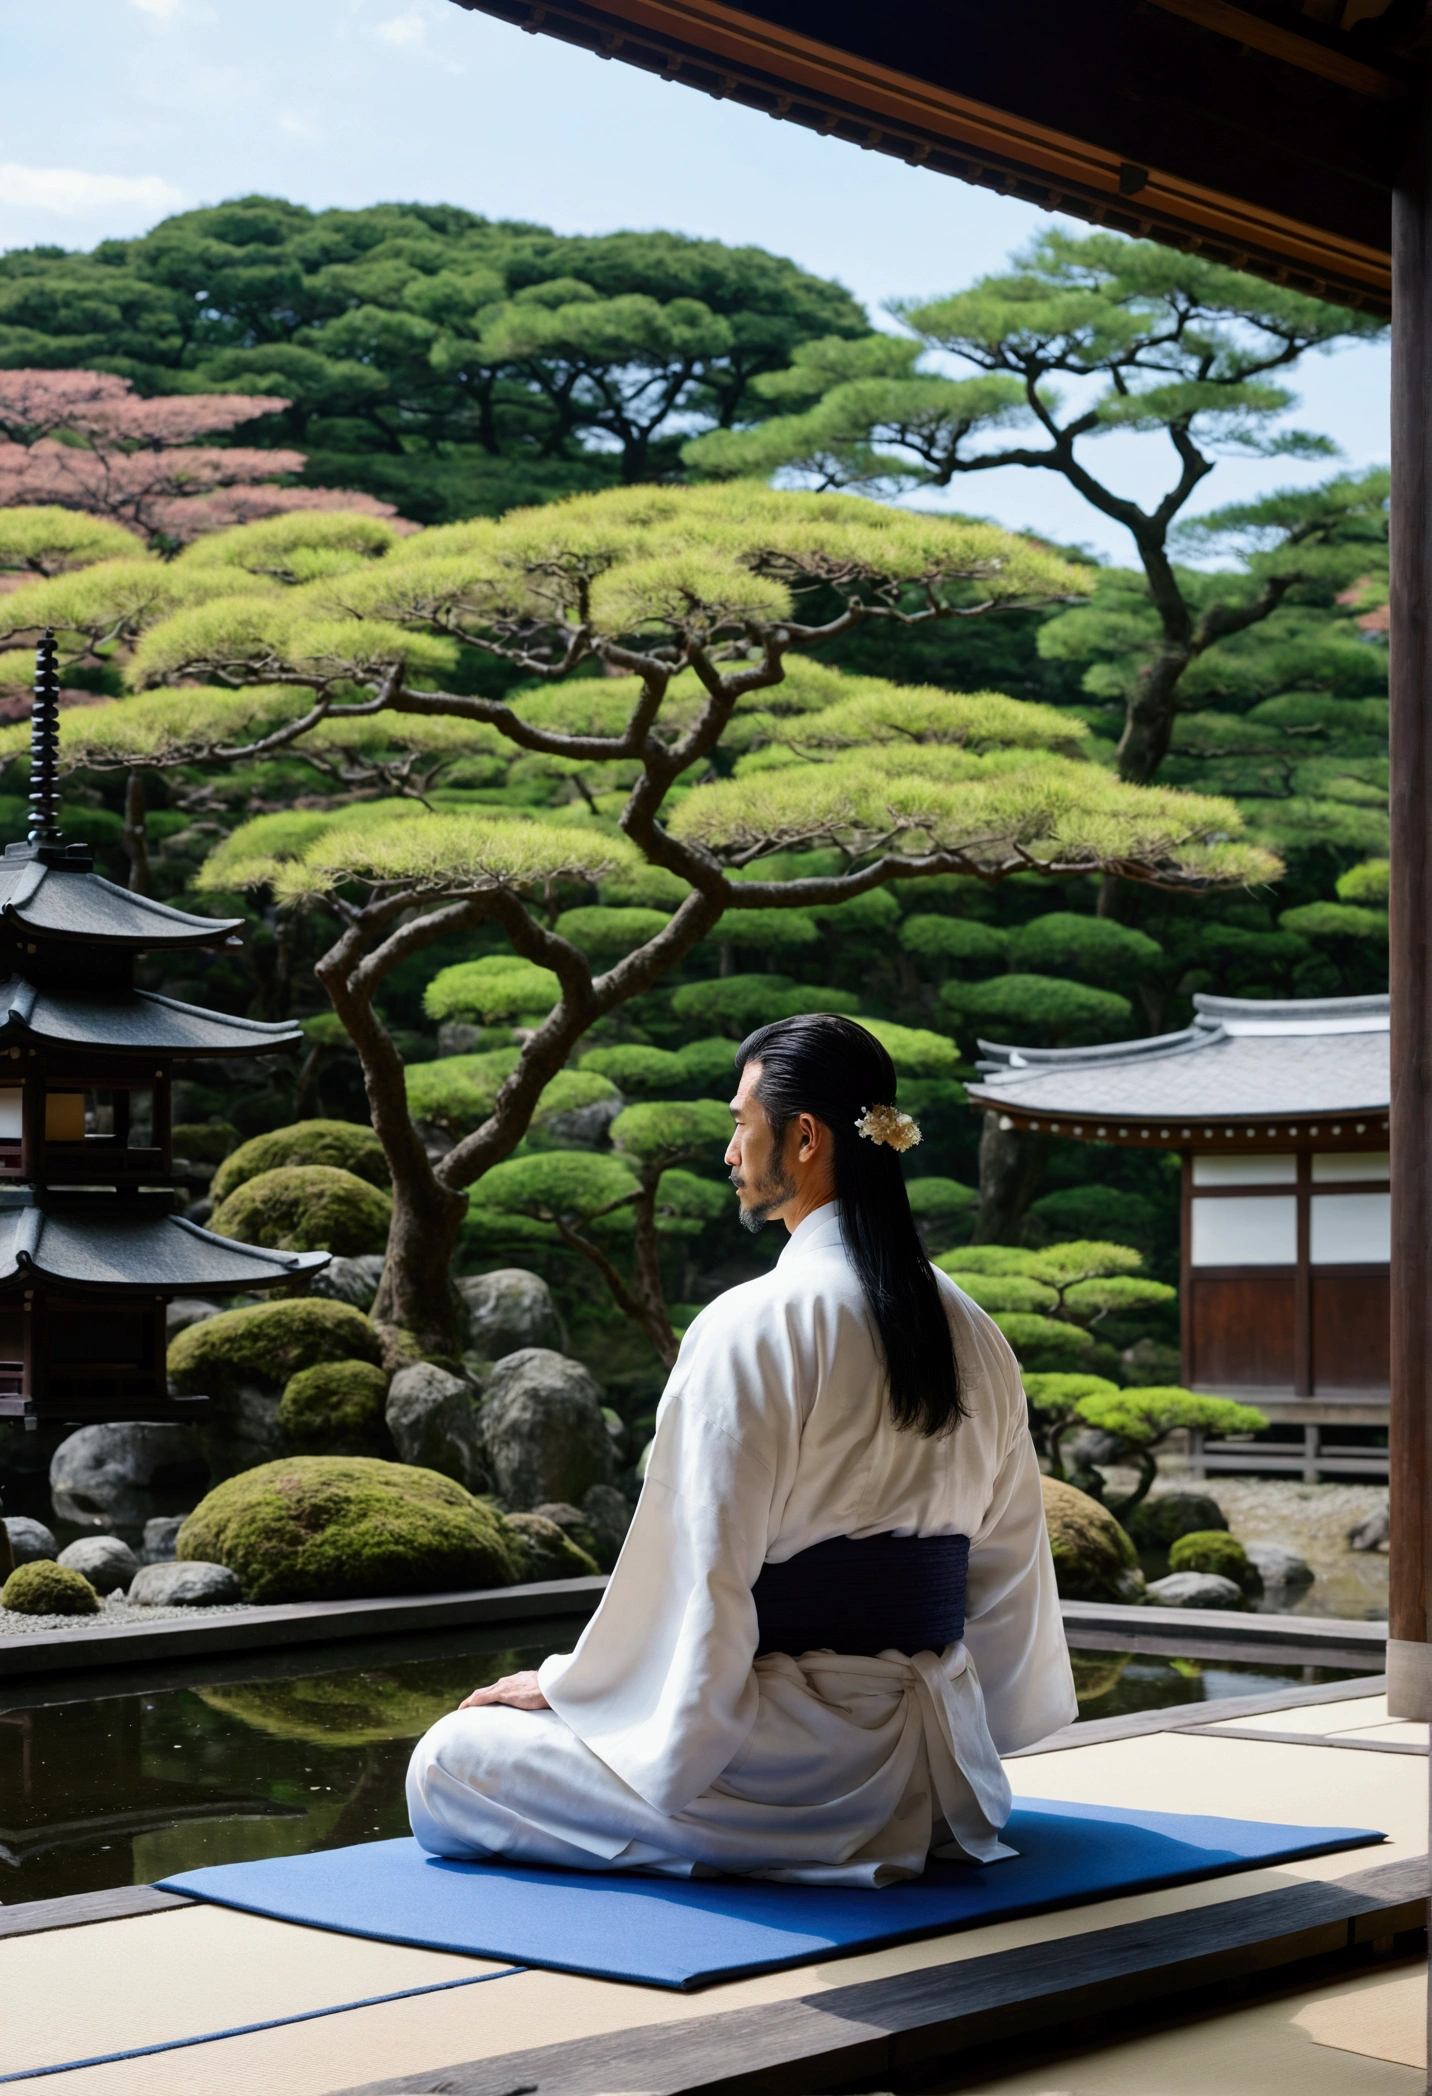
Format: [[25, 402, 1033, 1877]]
[[0, 0, 1391, 562]]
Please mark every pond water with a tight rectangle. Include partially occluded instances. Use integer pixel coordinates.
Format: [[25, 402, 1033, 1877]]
[[0, 1623, 1371, 1908]]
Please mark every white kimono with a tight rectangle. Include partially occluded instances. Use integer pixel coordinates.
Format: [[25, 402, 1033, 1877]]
[[407, 1203, 1076, 1886]]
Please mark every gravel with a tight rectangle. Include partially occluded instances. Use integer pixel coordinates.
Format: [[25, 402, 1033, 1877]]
[[0, 1593, 254, 1636], [1143, 1476, 1388, 1621]]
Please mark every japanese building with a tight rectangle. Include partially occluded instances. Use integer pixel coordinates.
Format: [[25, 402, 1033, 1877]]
[[0, 636, 325, 1426], [967, 992, 1390, 1477]]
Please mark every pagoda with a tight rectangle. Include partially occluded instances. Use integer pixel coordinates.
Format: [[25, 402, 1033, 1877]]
[[0, 633, 326, 1427]]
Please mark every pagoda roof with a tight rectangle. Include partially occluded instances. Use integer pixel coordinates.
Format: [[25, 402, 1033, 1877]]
[[0, 860, 242, 951], [0, 1199, 327, 1294], [0, 979, 302, 1058], [965, 993, 1389, 1148]]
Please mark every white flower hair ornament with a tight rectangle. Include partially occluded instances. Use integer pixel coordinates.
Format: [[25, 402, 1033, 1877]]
[[854, 1103, 922, 1152]]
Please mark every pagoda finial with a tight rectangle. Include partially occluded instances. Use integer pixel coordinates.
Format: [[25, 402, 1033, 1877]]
[[28, 629, 62, 849]]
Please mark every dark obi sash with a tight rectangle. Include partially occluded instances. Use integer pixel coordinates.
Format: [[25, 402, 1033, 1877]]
[[751, 1531, 971, 1660]]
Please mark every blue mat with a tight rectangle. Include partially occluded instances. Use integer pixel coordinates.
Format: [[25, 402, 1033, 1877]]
[[157, 1799, 1382, 1990]]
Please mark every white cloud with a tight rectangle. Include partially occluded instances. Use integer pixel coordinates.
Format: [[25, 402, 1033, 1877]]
[[129, 0, 186, 17], [0, 163, 186, 218], [374, 11, 426, 45], [278, 110, 321, 142]]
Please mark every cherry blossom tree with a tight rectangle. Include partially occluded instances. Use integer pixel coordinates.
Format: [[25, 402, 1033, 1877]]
[[0, 371, 399, 546]]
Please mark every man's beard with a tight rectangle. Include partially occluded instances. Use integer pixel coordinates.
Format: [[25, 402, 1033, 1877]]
[[731, 1164, 797, 1234]]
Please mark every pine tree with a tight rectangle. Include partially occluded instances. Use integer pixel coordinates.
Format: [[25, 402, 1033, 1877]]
[[0, 490, 1277, 1352]]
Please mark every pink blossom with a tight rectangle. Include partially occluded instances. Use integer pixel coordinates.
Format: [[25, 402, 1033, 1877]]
[[0, 369, 403, 540]]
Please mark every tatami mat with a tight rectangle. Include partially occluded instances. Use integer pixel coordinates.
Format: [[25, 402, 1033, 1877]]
[[0, 1699, 1420, 2094], [950, 1961, 1427, 2093], [1216, 1694, 1396, 1736], [1295, 1964, 1428, 2069]]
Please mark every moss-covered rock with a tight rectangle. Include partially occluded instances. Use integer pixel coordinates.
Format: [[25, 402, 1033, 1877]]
[[1126, 1493, 1229, 1550], [212, 1119, 389, 1204], [1169, 1529, 1262, 1596], [177, 1455, 522, 1603], [209, 1165, 393, 1257], [168, 1297, 382, 1403], [2, 1559, 99, 1614], [280, 1359, 392, 1457], [506, 1512, 600, 1583], [1041, 1475, 1144, 1604]]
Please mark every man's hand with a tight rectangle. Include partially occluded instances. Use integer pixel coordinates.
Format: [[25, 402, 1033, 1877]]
[[459, 1670, 550, 1711]]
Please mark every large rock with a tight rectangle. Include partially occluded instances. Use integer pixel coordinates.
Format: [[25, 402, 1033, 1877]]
[[1348, 1500, 1390, 1553], [50, 1424, 210, 1528], [178, 1455, 521, 1604], [310, 1254, 386, 1312], [386, 1364, 487, 1491], [166, 1300, 221, 1338], [528, 1491, 632, 1573], [479, 1349, 614, 1509], [142, 1515, 187, 1564], [1246, 1543, 1316, 1589], [3, 1514, 57, 1564], [581, 1483, 633, 1572], [457, 1270, 563, 1360], [129, 1560, 241, 1606], [1146, 1571, 1244, 1611], [57, 1536, 138, 1595], [536, 1096, 624, 1150], [505, 1512, 600, 1582], [1041, 1476, 1144, 1604]]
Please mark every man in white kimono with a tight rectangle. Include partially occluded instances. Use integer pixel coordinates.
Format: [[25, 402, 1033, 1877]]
[[407, 1014, 1075, 1885]]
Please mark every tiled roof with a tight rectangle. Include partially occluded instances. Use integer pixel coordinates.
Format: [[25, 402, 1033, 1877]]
[[0, 1200, 327, 1293], [967, 993, 1389, 1122], [0, 860, 241, 949], [0, 979, 302, 1057]]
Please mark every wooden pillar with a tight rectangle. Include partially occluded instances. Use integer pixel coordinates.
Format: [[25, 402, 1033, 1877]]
[[1388, 86, 1432, 1723]]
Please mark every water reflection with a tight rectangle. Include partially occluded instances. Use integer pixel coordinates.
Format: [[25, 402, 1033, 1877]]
[[1068, 1646, 1360, 1719], [0, 1625, 1370, 1907], [0, 1621, 574, 1905]]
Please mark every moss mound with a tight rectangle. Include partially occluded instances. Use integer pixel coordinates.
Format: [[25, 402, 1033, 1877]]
[[2, 1560, 99, 1614], [209, 1165, 393, 1257], [168, 1297, 381, 1401], [1169, 1529, 1260, 1593], [212, 1119, 389, 1203], [1041, 1476, 1143, 1604], [506, 1512, 601, 1583], [280, 1359, 392, 1456], [177, 1455, 522, 1603]]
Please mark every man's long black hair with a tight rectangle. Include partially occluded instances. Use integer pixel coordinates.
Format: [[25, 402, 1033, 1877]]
[[735, 1013, 964, 1437]]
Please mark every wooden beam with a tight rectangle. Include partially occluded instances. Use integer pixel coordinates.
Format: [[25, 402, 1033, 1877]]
[[1142, 0, 1405, 100], [335, 1855, 1427, 2095], [1387, 82, 1432, 1726], [0, 1885, 191, 1942], [450, 0, 1394, 308]]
